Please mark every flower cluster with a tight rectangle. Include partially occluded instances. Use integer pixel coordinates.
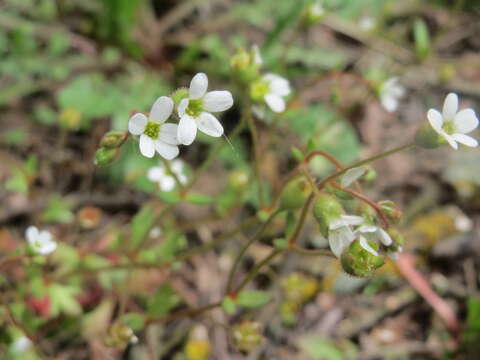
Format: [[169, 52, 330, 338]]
[[148, 159, 188, 191], [128, 73, 233, 159]]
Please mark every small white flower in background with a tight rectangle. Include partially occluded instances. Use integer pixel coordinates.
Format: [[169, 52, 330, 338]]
[[355, 224, 392, 247], [128, 96, 180, 159], [328, 215, 364, 257], [149, 226, 163, 239], [359, 16, 375, 31], [26, 226, 57, 255], [177, 73, 233, 145], [251, 73, 291, 113], [379, 77, 405, 113], [310, 1, 325, 17], [11, 336, 31, 353], [147, 159, 188, 192], [427, 93, 478, 150], [341, 167, 366, 187]]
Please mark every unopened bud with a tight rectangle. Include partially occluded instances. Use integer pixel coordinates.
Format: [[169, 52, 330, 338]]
[[340, 239, 385, 277], [230, 48, 252, 71], [313, 194, 344, 236], [228, 169, 249, 191], [280, 272, 318, 303], [105, 323, 137, 349], [94, 147, 119, 166], [77, 206, 103, 229], [233, 321, 264, 353], [378, 200, 402, 223], [171, 88, 189, 106], [279, 176, 312, 210], [303, 1, 325, 25], [59, 108, 82, 130], [100, 131, 128, 148], [414, 122, 445, 149]]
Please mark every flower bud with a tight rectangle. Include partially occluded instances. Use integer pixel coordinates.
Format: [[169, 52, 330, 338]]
[[94, 147, 119, 166], [228, 169, 249, 191], [171, 88, 189, 106], [99, 131, 128, 148], [313, 194, 344, 236], [378, 200, 402, 223], [233, 321, 264, 353], [414, 122, 445, 149], [59, 108, 82, 130], [77, 206, 103, 229], [280, 272, 318, 303], [230, 48, 251, 71], [340, 239, 385, 277], [279, 176, 312, 211], [303, 2, 325, 25], [105, 323, 137, 349]]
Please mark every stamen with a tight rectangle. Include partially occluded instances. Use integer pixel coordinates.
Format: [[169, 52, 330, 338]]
[[144, 121, 161, 139]]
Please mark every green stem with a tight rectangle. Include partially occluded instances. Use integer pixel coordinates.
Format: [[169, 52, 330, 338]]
[[317, 143, 414, 190], [246, 107, 265, 208], [226, 210, 282, 294]]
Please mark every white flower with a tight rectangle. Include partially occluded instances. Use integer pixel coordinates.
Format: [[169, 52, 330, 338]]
[[341, 167, 366, 187], [355, 225, 392, 247], [262, 73, 291, 113], [328, 215, 364, 257], [379, 77, 405, 113], [359, 16, 375, 31], [147, 159, 188, 191], [128, 96, 180, 159], [26, 226, 57, 255], [310, 1, 325, 17], [11, 336, 31, 353], [427, 93, 478, 149], [177, 73, 233, 145]]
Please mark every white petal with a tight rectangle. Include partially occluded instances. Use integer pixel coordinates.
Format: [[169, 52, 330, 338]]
[[359, 237, 379, 256], [442, 93, 458, 120], [159, 123, 180, 145], [381, 95, 398, 113], [252, 45, 263, 65], [451, 133, 478, 147], [264, 94, 286, 113], [38, 231, 52, 244], [442, 132, 458, 149], [197, 112, 224, 137], [139, 134, 155, 158], [356, 225, 378, 234], [149, 96, 173, 124], [427, 109, 443, 132], [189, 73, 208, 99], [147, 166, 165, 182], [454, 109, 479, 134], [26, 226, 39, 242], [264, 73, 291, 96], [378, 228, 393, 246], [159, 176, 176, 192], [128, 113, 148, 135], [170, 159, 184, 173], [177, 115, 197, 145], [339, 215, 364, 226], [329, 227, 354, 258], [203, 91, 233, 112], [178, 98, 189, 117], [155, 141, 179, 160], [40, 241, 57, 255], [341, 167, 366, 187]]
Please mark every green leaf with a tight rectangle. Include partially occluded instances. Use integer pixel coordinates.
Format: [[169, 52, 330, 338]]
[[237, 290, 272, 308], [147, 285, 181, 317], [298, 336, 343, 360], [119, 312, 146, 332], [291, 146, 305, 162], [414, 18, 430, 61], [222, 297, 237, 314], [130, 205, 156, 248], [5, 169, 28, 194], [157, 191, 182, 204], [42, 194, 74, 224], [186, 193, 214, 205], [48, 284, 82, 317]]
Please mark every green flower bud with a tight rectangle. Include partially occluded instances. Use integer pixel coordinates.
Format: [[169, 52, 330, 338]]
[[100, 131, 128, 148], [230, 48, 251, 71], [303, 2, 325, 26], [313, 194, 344, 236], [228, 169, 249, 191], [59, 108, 82, 130], [340, 239, 385, 277], [279, 176, 312, 211], [171, 88, 189, 106], [105, 323, 137, 349], [233, 321, 264, 353], [378, 200, 402, 223], [94, 147, 119, 166], [414, 122, 446, 149]]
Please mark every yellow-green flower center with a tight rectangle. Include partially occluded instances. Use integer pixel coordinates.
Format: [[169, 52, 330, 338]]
[[186, 99, 203, 117], [144, 121, 160, 139], [442, 121, 455, 135], [250, 80, 269, 101]]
